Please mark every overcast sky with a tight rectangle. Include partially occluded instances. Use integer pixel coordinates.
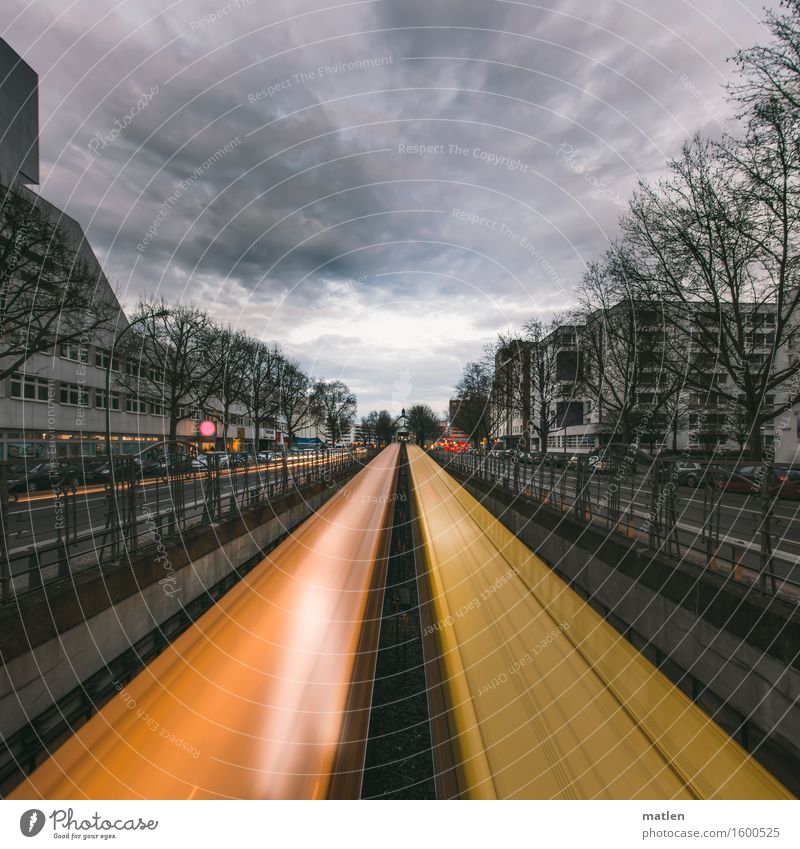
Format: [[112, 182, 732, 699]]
[[3, 0, 778, 414]]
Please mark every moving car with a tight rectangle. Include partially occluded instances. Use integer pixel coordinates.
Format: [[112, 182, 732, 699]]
[[7, 461, 80, 493], [73, 458, 109, 484]]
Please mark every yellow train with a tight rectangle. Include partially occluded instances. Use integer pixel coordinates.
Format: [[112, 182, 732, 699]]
[[407, 445, 792, 799]]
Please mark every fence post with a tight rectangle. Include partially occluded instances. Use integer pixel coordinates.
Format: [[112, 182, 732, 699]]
[[27, 550, 42, 590], [0, 464, 11, 602], [759, 463, 776, 595]]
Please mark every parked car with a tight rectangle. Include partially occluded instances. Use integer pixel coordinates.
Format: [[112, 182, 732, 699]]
[[7, 461, 79, 493], [717, 464, 800, 498], [776, 468, 800, 498], [191, 457, 208, 471], [589, 455, 611, 474], [675, 461, 719, 488]]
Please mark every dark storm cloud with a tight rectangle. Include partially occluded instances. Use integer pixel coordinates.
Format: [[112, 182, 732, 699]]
[[2, 0, 776, 410]]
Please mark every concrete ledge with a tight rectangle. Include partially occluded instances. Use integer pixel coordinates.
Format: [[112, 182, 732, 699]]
[[0, 474, 353, 742]]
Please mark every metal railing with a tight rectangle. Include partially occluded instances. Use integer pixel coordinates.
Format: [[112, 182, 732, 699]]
[[431, 450, 800, 598], [0, 448, 370, 603]]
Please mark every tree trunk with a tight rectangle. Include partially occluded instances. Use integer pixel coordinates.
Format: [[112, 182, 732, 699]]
[[221, 403, 231, 452], [747, 422, 763, 460]]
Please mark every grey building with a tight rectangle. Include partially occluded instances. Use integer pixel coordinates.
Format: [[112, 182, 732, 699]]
[[0, 39, 38, 185]]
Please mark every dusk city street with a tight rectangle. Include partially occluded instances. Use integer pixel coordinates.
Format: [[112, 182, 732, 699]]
[[0, 1, 799, 845]]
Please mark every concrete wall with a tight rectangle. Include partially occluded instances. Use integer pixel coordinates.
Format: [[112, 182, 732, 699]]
[[450, 470, 800, 789], [0, 476, 350, 741]]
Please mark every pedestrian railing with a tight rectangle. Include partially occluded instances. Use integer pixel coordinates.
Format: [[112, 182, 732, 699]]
[[431, 450, 800, 599], [0, 448, 371, 604]]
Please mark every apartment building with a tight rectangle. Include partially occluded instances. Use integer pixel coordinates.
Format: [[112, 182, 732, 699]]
[[493, 303, 800, 464], [492, 326, 594, 453]]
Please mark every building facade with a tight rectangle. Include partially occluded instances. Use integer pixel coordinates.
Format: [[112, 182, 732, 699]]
[[492, 304, 800, 464], [0, 39, 265, 461]]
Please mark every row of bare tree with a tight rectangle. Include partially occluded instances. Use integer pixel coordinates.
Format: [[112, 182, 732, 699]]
[[0, 180, 357, 448], [119, 300, 357, 447], [358, 404, 441, 446], [455, 2, 800, 458]]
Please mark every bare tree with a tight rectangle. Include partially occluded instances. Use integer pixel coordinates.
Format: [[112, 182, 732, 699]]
[[731, 0, 800, 111], [454, 355, 501, 445], [277, 359, 312, 444], [406, 403, 439, 446], [242, 340, 283, 452], [522, 317, 575, 453], [205, 326, 251, 450], [360, 411, 378, 445], [621, 131, 800, 456], [115, 300, 217, 440], [575, 261, 687, 450], [311, 379, 357, 444], [0, 180, 118, 381]]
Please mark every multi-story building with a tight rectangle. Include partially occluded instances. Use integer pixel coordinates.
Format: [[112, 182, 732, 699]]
[[0, 39, 264, 461], [492, 301, 800, 464], [492, 326, 592, 453]]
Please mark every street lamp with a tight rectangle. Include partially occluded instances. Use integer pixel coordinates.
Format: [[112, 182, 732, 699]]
[[104, 310, 169, 463]]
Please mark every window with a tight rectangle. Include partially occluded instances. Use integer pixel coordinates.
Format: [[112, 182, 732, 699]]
[[149, 401, 165, 416], [95, 347, 116, 369], [126, 396, 147, 414], [10, 373, 51, 402], [95, 389, 120, 410], [59, 341, 89, 363], [60, 382, 89, 407]]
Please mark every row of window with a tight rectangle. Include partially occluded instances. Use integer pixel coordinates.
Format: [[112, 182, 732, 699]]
[[546, 434, 598, 449], [57, 342, 163, 382], [8, 374, 260, 423], [176, 407, 252, 427], [9, 374, 165, 415]]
